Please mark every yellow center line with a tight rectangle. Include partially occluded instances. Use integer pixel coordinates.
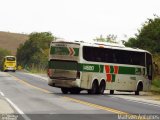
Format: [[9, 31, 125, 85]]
[[7, 73, 146, 119], [63, 96, 128, 114], [62, 97, 147, 120], [8, 73, 50, 94]]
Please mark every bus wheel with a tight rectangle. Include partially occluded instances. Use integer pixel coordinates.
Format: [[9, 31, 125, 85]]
[[135, 82, 143, 95], [110, 90, 114, 95], [89, 80, 99, 94], [61, 88, 69, 94], [99, 81, 106, 94]]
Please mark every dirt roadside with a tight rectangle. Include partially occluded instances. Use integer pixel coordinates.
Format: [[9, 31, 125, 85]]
[[139, 92, 160, 101]]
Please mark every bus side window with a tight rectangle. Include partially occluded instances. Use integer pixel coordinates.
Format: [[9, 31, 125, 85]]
[[95, 48, 101, 62], [104, 49, 113, 63]]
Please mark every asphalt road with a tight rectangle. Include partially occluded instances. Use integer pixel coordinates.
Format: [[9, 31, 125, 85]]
[[0, 71, 160, 120]]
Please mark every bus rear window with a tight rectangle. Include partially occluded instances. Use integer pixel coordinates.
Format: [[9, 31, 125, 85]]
[[49, 60, 78, 70], [6, 57, 16, 61]]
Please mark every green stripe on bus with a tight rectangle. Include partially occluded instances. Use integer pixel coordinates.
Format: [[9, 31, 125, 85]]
[[74, 48, 79, 56], [50, 46, 79, 56], [48, 62, 143, 75], [99, 65, 104, 73], [79, 64, 100, 72], [118, 66, 136, 75], [112, 74, 116, 82], [50, 46, 68, 55], [48, 61, 77, 70], [135, 68, 142, 75], [110, 66, 114, 73]]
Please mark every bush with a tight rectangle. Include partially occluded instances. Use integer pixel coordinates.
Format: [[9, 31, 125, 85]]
[[152, 78, 160, 88], [0, 48, 11, 70]]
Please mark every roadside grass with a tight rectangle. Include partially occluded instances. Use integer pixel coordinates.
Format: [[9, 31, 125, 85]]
[[151, 85, 160, 94], [151, 77, 160, 94], [152, 54, 160, 94], [152, 76, 160, 87], [29, 68, 47, 74]]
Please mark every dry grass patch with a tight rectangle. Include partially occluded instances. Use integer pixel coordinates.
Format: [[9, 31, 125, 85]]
[[0, 31, 28, 55]]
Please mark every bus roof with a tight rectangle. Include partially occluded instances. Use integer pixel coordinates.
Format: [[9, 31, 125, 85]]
[[4, 56, 16, 58], [51, 40, 151, 54]]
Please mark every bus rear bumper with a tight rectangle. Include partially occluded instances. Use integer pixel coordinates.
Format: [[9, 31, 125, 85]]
[[48, 78, 80, 88], [4, 67, 16, 71]]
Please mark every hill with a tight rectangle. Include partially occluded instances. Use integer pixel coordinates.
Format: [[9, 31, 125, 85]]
[[0, 31, 28, 55]]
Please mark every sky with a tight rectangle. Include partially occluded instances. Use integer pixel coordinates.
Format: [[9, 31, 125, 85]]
[[0, 0, 160, 42]]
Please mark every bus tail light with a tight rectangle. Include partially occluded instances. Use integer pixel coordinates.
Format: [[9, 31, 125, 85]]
[[47, 69, 52, 77], [77, 71, 80, 79]]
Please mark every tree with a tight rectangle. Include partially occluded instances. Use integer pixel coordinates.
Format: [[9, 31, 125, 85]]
[[124, 37, 138, 48], [125, 16, 160, 53], [0, 48, 11, 60], [16, 32, 56, 69], [94, 34, 117, 43], [0, 48, 11, 69]]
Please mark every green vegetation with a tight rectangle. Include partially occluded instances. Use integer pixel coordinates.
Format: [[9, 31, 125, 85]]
[[151, 75, 160, 93], [94, 34, 117, 43], [0, 48, 11, 70], [151, 85, 160, 94], [124, 16, 160, 92], [125, 17, 160, 53], [0, 48, 11, 60], [16, 32, 56, 73], [152, 77, 160, 88]]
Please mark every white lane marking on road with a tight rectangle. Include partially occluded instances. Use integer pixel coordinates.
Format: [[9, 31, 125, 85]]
[[109, 95, 160, 107], [5, 98, 31, 120], [0, 91, 5, 97]]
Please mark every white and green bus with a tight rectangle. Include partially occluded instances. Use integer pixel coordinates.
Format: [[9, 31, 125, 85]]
[[48, 40, 153, 95]]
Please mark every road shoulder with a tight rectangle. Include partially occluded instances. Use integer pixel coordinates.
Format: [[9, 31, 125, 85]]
[[0, 95, 14, 114]]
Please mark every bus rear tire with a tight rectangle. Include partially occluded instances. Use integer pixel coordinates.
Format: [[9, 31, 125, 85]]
[[110, 90, 114, 95], [61, 88, 69, 94], [88, 80, 99, 94], [135, 82, 143, 95], [99, 80, 106, 94]]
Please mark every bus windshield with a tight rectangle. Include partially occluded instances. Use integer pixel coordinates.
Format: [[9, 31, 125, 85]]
[[6, 57, 16, 61]]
